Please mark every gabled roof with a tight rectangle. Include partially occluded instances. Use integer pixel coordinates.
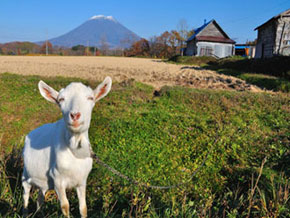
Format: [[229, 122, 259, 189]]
[[187, 19, 213, 42], [186, 19, 235, 44], [255, 8, 290, 30]]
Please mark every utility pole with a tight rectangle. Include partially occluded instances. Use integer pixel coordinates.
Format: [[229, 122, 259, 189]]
[[45, 29, 48, 56], [86, 41, 89, 56], [46, 40, 48, 56]]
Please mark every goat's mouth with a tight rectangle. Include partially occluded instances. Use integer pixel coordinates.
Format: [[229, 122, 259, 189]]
[[68, 121, 84, 129]]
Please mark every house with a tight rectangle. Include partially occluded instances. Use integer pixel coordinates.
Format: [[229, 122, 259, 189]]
[[255, 8, 290, 58], [185, 19, 235, 58]]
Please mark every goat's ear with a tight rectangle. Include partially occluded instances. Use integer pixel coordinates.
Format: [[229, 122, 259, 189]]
[[94, 76, 112, 102], [38, 80, 59, 104]]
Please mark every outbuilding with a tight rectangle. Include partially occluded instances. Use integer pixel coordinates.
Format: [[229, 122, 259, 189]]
[[185, 19, 235, 58], [255, 9, 290, 58], [235, 44, 256, 58]]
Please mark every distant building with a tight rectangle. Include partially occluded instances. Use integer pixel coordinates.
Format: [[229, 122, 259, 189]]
[[235, 44, 256, 58], [185, 19, 235, 58], [255, 9, 290, 58]]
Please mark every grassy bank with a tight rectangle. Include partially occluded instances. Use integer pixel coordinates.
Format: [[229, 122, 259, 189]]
[[0, 73, 289, 217], [168, 55, 290, 93]]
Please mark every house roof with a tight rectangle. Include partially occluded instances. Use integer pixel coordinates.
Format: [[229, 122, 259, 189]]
[[186, 19, 235, 44], [254, 8, 290, 30], [187, 19, 212, 42], [196, 36, 235, 44]]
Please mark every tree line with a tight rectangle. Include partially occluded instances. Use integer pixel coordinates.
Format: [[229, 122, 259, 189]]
[[124, 29, 194, 58], [124, 19, 194, 58], [0, 41, 103, 56], [0, 20, 194, 58]]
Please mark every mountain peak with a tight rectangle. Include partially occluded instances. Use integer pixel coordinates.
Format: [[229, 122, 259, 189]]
[[89, 15, 116, 22], [45, 15, 140, 48]]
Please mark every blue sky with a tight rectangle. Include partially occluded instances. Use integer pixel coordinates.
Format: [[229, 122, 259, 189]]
[[0, 0, 289, 44]]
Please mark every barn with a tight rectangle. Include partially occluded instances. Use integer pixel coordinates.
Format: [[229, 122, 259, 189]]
[[255, 9, 290, 58], [185, 19, 235, 58]]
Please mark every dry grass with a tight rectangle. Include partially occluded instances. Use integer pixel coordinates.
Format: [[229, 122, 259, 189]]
[[0, 56, 262, 91]]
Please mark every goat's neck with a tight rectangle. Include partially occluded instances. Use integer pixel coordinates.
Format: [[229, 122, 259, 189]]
[[64, 127, 91, 159]]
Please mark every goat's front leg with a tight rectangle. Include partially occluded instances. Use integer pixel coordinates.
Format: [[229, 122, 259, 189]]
[[22, 180, 32, 217], [55, 183, 70, 217], [76, 185, 87, 218]]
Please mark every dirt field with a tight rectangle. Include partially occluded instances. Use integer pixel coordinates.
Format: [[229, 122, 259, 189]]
[[0, 56, 261, 91]]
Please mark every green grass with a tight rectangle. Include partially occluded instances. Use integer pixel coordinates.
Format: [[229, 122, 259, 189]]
[[167, 55, 216, 66], [239, 73, 290, 92], [0, 73, 289, 217], [213, 69, 290, 92], [168, 55, 290, 93]]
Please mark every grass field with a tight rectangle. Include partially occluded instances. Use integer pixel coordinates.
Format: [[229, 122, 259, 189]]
[[0, 73, 289, 217]]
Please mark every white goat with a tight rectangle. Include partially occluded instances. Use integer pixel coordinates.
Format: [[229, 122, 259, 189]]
[[22, 77, 112, 217]]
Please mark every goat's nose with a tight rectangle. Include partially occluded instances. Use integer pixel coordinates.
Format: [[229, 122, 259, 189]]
[[70, 112, 81, 121]]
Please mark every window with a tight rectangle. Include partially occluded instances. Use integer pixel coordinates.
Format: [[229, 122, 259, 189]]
[[200, 46, 213, 56]]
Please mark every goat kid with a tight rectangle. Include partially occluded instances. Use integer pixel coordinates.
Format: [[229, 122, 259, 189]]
[[22, 77, 112, 217]]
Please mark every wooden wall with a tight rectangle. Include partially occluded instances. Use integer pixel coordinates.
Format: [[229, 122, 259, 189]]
[[199, 23, 225, 37], [255, 21, 276, 58], [276, 17, 290, 56], [255, 16, 290, 58]]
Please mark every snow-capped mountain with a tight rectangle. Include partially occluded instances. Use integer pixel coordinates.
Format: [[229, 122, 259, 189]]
[[45, 15, 140, 48]]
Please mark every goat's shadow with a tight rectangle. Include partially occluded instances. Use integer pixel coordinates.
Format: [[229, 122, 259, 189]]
[[0, 199, 11, 216], [2, 147, 60, 217], [1, 148, 23, 216]]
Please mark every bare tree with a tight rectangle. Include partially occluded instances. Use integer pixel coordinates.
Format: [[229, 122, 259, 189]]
[[120, 34, 140, 55], [177, 19, 189, 54], [99, 34, 109, 55], [120, 36, 133, 56]]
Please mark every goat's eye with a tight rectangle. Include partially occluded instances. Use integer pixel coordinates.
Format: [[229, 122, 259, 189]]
[[87, 97, 94, 101], [58, 97, 65, 103]]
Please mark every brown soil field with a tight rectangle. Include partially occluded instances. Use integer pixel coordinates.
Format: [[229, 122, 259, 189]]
[[0, 56, 261, 92]]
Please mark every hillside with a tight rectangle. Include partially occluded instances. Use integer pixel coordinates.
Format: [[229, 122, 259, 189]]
[[0, 41, 40, 55]]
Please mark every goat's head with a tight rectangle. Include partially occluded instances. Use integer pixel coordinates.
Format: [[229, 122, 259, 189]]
[[38, 77, 112, 133]]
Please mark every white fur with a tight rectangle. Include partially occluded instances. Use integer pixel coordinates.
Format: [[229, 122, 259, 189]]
[[22, 77, 112, 217]]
